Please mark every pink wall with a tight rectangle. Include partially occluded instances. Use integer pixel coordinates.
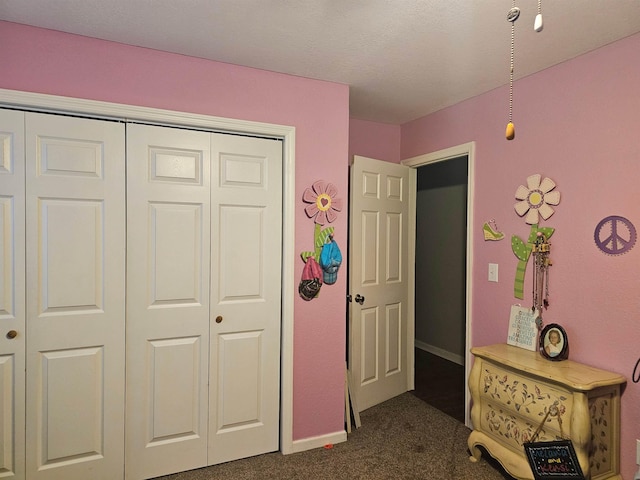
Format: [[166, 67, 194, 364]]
[[5, 18, 639, 477], [0, 21, 349, 442], [349, 118, 401, 163], [399, 33, 640, 480]]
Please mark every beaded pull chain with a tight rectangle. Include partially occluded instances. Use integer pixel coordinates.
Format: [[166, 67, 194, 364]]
[[534, 0, 544, 32], [505, 1, 544, 140], [506, 2, 519, 141]]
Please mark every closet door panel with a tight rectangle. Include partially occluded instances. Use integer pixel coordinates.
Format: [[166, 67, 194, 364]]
[[37, 199, 103, 313], [0, 109, 25, 480], [126, 124, 210, 480], [0, 354, 19, 477], [218, 205, 264, 299], [148, 202, 204, 305], [25, 112, 125, 480], [208, 133, 282, 465], [37, 347, 104, 461], [146, 336, 202, 439]]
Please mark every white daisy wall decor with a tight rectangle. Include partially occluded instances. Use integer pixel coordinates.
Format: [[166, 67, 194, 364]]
[[514, 174, 561, 224]]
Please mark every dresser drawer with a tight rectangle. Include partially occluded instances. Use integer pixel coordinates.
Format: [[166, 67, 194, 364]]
[[476, 360, 573, 437], [478, 398, 562, 454]]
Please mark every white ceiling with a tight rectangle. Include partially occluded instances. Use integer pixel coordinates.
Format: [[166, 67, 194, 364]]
[[2, 1, 640, 124]]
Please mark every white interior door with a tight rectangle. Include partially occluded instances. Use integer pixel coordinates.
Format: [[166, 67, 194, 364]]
[[25, 112, 126, 479], [208, 133, 282, 465], [0, 109, 26, 479], [125, 124, 211, 480], [348, 155, 413, 411]]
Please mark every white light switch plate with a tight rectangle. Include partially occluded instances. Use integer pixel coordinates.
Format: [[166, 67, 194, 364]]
[[488, 263, 499, 282]]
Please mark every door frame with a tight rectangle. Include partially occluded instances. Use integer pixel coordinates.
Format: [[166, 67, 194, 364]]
[[0, 88, 298, 454], [402, 141, 475, 426]]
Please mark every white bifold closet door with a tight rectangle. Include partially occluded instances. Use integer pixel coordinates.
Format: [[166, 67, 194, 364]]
[[125, 124, 282, 480], [25, 112, 126, 480], [0, 108, 26, 480], [0, 109, 126, 480]]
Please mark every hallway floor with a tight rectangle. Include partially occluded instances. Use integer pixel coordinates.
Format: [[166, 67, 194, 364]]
[[412, 348, 465, 423]]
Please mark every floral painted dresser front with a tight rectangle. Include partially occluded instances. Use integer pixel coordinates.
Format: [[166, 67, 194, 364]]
[[468, 344, 625, 480]]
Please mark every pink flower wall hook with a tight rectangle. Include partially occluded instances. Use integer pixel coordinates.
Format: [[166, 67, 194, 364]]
[[302, 180, 342, 225]]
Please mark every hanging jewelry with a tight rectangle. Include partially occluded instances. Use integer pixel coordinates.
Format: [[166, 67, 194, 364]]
[[531, 231, 551, 329], [534, 0, 544, 32], [506, 3, 520, 140], [544, 257, 551, 310]]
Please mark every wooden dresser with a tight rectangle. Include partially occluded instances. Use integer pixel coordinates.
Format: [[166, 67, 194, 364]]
[[468, 344, 626, 480]]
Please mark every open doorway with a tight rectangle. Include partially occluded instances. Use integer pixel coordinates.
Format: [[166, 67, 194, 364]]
[[402, 142, 474, 425], [412, 155, 468, 422]]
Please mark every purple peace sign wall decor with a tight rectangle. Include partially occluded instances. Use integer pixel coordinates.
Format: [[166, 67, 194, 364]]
[[594, 215, 637, 255]]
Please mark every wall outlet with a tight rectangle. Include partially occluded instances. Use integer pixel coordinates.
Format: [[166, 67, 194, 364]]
[[633, 439, 640, 480], [633, 440, 640, 480], [488, 263, 499, 282]]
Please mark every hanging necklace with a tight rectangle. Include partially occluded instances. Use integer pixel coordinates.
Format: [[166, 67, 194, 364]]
[[531, 231, 551, 329], [506, 2, 520, 140]]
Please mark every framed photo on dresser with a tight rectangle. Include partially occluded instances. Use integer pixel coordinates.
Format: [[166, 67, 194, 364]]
[[539, 324, 568, 361]]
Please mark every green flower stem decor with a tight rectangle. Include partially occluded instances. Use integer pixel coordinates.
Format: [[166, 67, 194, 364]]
[[300, 223, 335, 263], [511, 224, 554, 299]]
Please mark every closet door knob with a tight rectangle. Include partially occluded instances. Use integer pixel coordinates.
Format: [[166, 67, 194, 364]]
[[6, 330, 17, 339], [215, 316, 223, 324]]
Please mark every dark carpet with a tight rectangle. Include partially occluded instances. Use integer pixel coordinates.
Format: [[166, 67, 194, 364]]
[[154, 392, 513, 480]]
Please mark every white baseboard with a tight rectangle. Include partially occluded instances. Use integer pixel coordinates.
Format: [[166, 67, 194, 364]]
[[287, 430, 348, 454], [415, 340, 464, 366]]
